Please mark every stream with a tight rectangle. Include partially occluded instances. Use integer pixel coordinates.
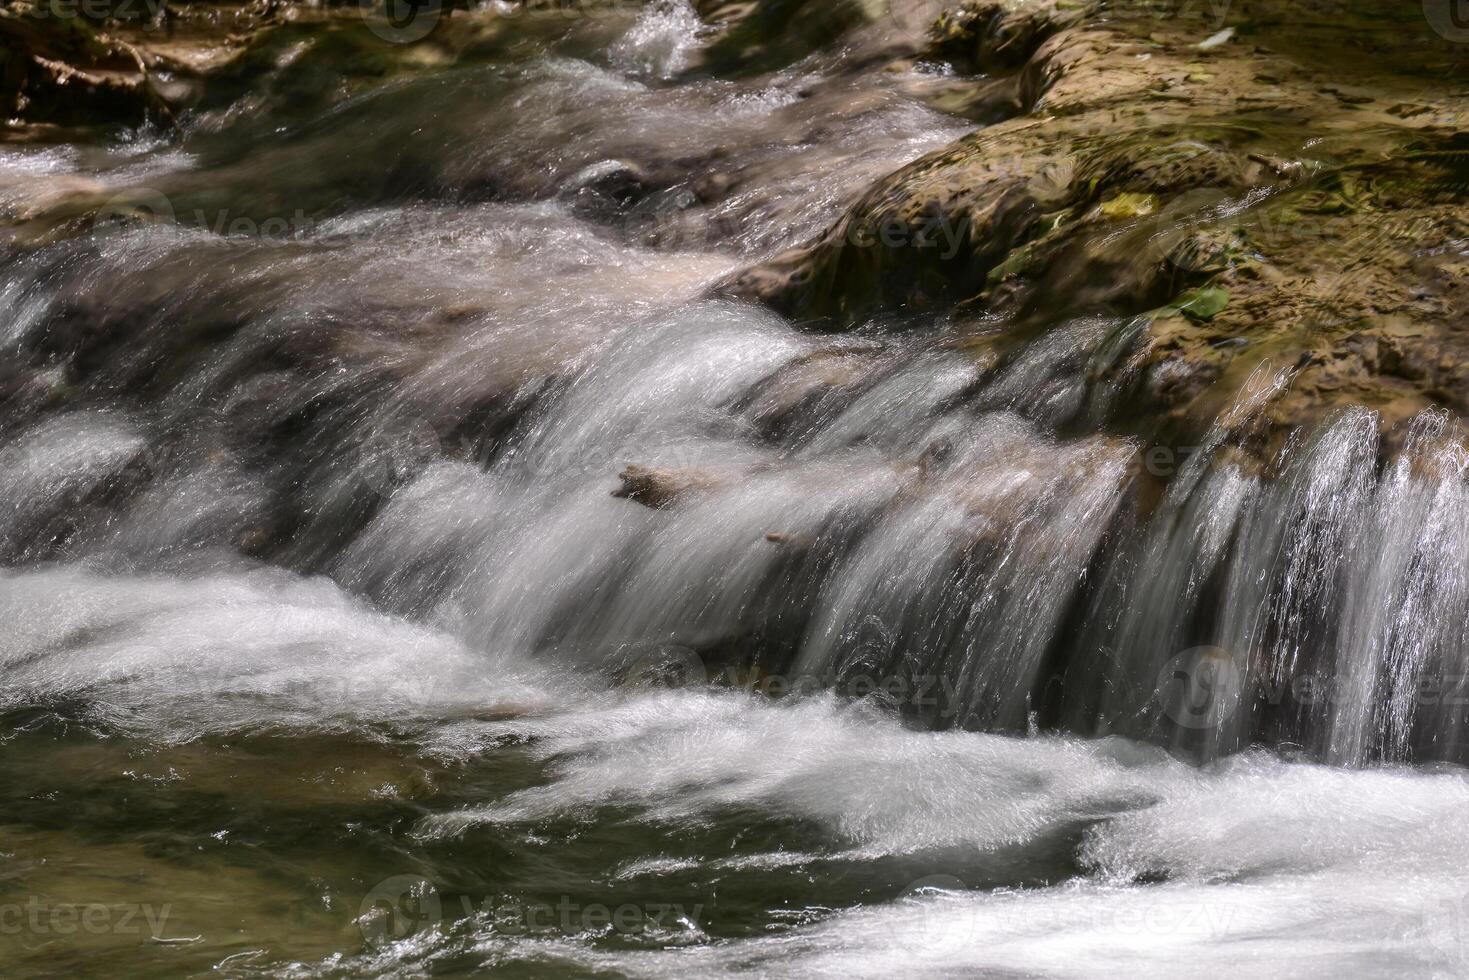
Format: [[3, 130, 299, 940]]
[[2, 2, 1469, 976]]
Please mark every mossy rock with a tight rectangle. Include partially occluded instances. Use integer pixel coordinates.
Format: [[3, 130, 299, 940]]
[[718, 0, 1468, 448], [0, 3, 163, 127]]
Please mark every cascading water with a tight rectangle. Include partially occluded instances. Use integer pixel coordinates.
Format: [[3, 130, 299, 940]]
[[2, 1, 1468, 976]]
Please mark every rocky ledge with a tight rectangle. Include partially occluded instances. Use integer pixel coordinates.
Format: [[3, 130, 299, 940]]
[[717, 0, 1468, 455]]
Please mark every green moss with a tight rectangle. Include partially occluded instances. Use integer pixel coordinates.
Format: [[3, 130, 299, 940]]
[[1166, 286, 1231, 321], [1098, 192, 1159, 219]]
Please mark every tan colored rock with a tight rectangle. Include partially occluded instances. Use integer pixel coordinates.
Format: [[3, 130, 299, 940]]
[[613, 464, 726, 509], [718, 0, 1468, 447]]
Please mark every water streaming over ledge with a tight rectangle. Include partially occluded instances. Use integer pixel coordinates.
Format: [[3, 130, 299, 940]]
[[2, 2, 1469, 976]]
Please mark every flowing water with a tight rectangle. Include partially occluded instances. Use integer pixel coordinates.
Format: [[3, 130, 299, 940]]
[[3, 2, 1469, 977]]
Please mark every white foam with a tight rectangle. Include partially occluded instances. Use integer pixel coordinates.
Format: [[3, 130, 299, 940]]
[[0, 565, 563, 742], [417, 691, 1184, 852], [355, 694, 1469, 978]]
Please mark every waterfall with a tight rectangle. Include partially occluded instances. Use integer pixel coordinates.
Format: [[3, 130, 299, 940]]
[[2, 0, 1466, 975]]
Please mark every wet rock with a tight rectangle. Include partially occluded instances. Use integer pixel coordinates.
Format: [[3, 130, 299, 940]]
[[613, 464, 724, 509], [0, 2, 179, 128], [929, 0, 1086, 72], [719, 0, 1468, 447], [693, 0, 888, 75], [565, 159, 655, 216], [1092, 145, 1469, 446]]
